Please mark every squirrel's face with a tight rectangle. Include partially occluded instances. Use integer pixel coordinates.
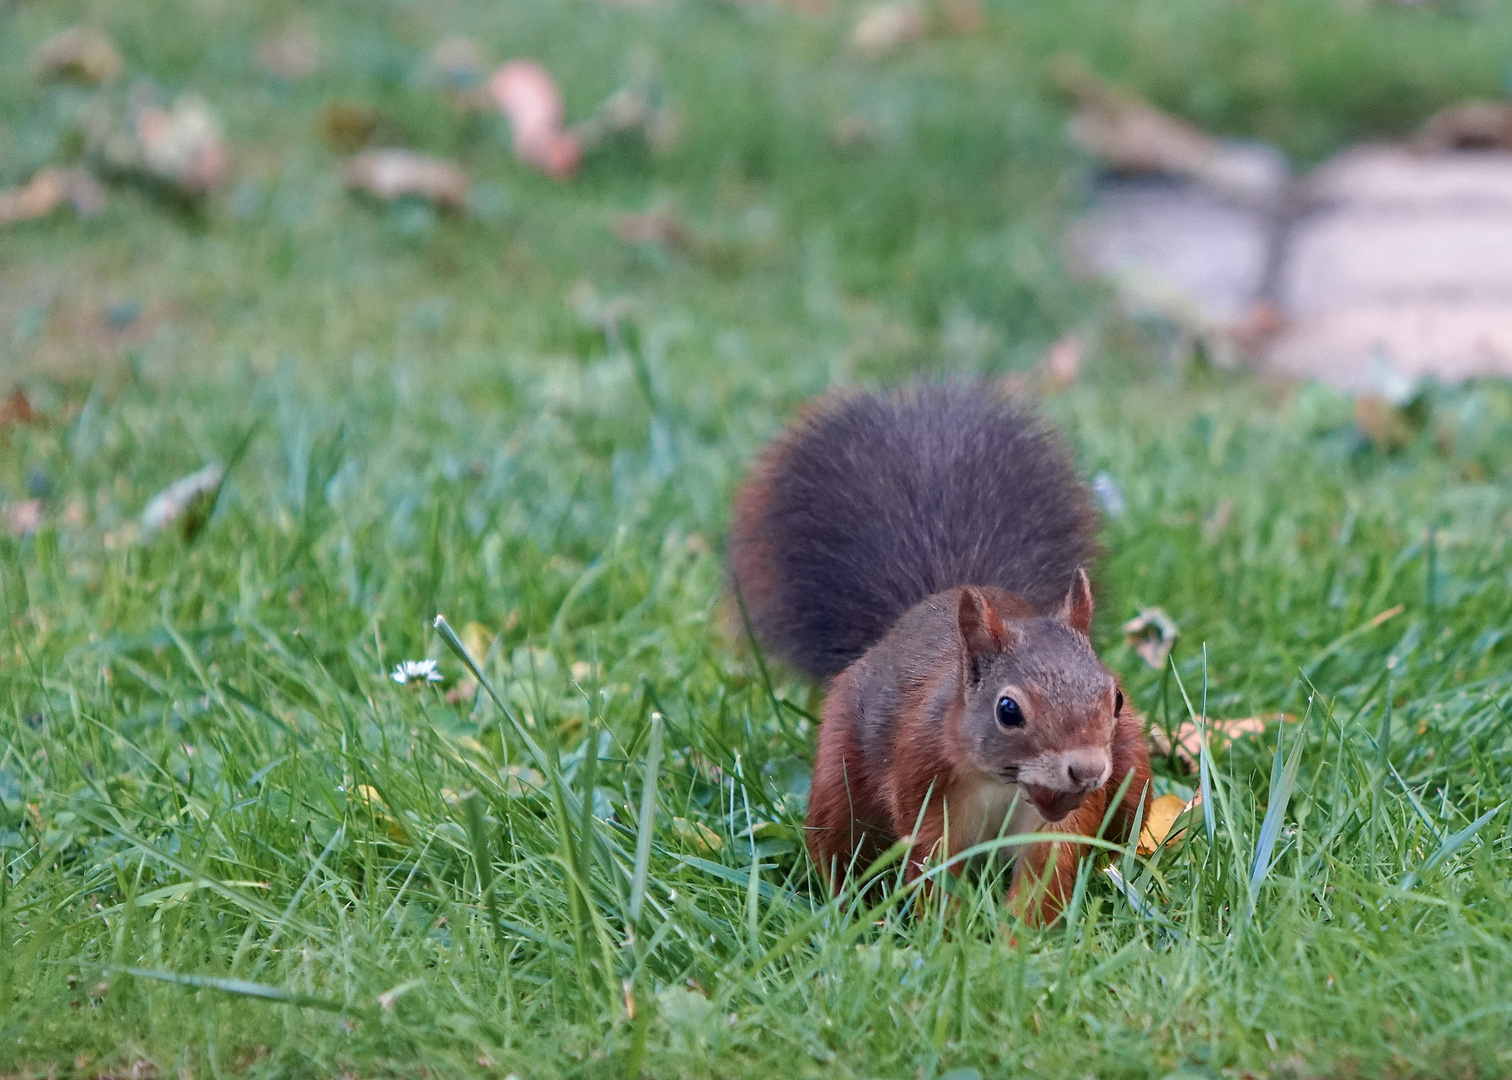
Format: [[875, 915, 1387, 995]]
[[955, 583, 1120, 823]]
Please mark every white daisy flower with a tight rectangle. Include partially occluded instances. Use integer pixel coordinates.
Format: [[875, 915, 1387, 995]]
[[391, 658, 443, 685]]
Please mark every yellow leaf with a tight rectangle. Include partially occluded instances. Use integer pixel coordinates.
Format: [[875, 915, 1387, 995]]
[[1138, 793, 1190, 854], [672, 817, 723, 853], [461, 622, 493, 667], [501, 764, 546, 797]]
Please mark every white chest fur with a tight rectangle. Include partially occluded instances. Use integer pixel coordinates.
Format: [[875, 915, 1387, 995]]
[[945, 776, 1046, 862]]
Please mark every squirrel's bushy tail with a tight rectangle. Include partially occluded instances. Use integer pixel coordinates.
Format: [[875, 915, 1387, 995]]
[[729, 383, 1099, 679]]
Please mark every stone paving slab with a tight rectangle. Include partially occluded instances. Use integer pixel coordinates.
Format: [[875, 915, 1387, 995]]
[[1071, 143, 1512, 390]]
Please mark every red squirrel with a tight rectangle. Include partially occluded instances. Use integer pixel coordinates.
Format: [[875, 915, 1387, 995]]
[[728, 383, 1150, 924]]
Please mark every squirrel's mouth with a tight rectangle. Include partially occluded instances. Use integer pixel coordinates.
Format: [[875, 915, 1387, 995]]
[[1024, 784, 1088, 823]]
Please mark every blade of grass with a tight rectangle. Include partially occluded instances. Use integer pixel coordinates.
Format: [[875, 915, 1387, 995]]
[[111, 967, 348, 1013], [628, 711, 664, 928], [1400, 802, 1505, 891], [1249, 710, 1308, 894]]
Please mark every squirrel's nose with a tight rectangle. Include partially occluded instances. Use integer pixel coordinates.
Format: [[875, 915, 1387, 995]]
[[1064, 752, 1111, 791]]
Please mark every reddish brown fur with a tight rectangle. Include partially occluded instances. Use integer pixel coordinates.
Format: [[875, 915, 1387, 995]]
[[1007, 703, 1150, 923], [730, 385, 1143, 924], [805, 585, 1151, 925]]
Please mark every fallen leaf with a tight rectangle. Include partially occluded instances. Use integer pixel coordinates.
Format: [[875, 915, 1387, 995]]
[[1122, 606, 1178, 669], [1148, 713, 1298, 770], [134, 96, 229, 194], [0, 168, 106, 227], [0, 390, 37, 428], [489, 60, 582, 179], [461, 622, 493, 666], [1054, 56, 1287, 210], [613, 210, 688, 250], [672, 817, 724, 853], [1355, 394, 1427, 453], [446, 620, 494, 702], [1137, 793, 1191, 854], [140, 462, 225, 540], [849, 1, 927, 59], [31, 26, 123, 85], [317, 101, 391, 152], [344, 149, 469, 210], [1040, 333, 1083, 390]]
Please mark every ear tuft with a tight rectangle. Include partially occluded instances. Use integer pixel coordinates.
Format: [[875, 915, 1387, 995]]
[[1058, 567, 1094, 634]]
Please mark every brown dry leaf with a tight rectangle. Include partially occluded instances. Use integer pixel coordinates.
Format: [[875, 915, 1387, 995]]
[[1137, 793, 1191, 854], [850, 1, 928, 58], [1149, 713, 1297, 770], [135, 96, 229, 194], [613, 210, 689, 250], [460, 622, 493, 666], [1122, 607, 1178, 669], [489, 60, 582, 180], [318, 101, 386, 152], [1413, 100, 1512, 154], [0, 390, 37, 428], [344, 150, 469, 210], [32, 27, 123, 85], [1055, 56, 1286, 209], [0, 168, 106, 227], [256, 20, 321, 81], [1355, 394, 1427, 452], [5, 499, 43, 537]]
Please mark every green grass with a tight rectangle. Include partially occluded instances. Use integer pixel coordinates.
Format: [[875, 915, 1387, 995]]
[[5, 0, 1512, 1077]]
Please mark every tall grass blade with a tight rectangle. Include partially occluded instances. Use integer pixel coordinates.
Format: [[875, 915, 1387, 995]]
[[113, 967, 347, 1013], [1170, 656, 1215, 844], [463, 792, 506, 957], [434, 615, 557, 787], [1400, 803, 1505, 891], [628, 711, 664, 927], [1250, 712, 1308, 894]]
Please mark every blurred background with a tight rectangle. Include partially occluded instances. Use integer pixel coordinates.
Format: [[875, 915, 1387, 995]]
[[7, 0, 1512, 710], [4, 0, 1512, 398]]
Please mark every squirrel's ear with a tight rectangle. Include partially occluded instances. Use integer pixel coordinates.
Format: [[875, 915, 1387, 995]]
[[957, 588, 1019, 673], [1057, 567, 1094, 635]]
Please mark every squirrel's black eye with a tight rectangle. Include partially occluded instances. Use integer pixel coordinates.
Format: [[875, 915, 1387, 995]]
[[995, 696, 1024, 728], [1114, 691, 1124, 715]]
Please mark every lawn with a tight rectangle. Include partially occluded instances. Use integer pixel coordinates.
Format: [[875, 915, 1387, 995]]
[[5, 1, 1512, 1077]]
